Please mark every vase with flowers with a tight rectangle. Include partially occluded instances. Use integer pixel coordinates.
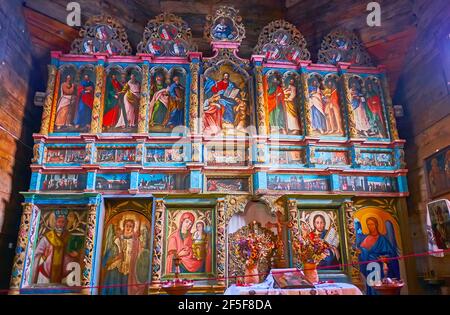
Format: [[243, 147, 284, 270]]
[[292, 231, 331, 284]]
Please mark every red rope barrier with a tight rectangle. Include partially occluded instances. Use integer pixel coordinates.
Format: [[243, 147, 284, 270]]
[[3, 248, 449, 294]]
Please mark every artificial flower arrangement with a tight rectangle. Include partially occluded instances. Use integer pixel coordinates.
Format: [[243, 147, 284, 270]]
[[292, 231, 331, 265]]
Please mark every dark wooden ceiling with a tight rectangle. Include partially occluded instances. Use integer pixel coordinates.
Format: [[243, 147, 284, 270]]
[[22, 0, 419, 95]]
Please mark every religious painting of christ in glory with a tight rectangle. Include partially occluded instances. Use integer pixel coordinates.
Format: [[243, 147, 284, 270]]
[[202, 64, 250, 136]]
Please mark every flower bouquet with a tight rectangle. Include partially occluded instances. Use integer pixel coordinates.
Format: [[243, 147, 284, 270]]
[[292, 232, 331, 283], [233, 230, 275, 285]]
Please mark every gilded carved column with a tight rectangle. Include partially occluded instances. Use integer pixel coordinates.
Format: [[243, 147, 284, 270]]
[[9, 203, 34, 294], [90, 65, 106, 134], [189, 62, 199, 134], [342, 73, 358, 138], [343, 201, 362, 287], [151, 200, 165, 283], [216, 198, 226, 285], [380, 74, 399, 140], [138, 64, 150, 134], [300, 72, 313, 136], [254, 65, 267, 135], [81, 203, 98, 294], [40, 65, 58, 135], [287, 199, 299, 266]]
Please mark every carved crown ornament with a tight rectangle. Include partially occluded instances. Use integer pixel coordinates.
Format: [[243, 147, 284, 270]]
[[318, 28, 373, 66], [204, 6, 246, 43], [65, 10, 378, 69], [70, 15, 132, 56], [137, 12, 196, 57], [253, 19, 311, 63]]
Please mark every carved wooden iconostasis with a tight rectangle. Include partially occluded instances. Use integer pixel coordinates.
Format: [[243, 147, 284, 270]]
[[9, 6, 412, 295]]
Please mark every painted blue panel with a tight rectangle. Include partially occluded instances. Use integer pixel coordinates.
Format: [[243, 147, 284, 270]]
[[87, 172, 96, 190], [130, 171, 139, 190], [190, 170, 202, 190], [397, 176, 409, 193], [29, 173, 41, 191], [254, 172, 267, 190]]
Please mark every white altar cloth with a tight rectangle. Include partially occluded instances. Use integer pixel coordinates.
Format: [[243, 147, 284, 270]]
[[224, 282, 363, 295]]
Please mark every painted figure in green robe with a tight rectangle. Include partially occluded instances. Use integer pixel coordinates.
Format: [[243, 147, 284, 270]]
[[149, 74, 169, 127]]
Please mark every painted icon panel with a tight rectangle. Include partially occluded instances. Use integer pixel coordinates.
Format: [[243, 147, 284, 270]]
[[264, 71, 302, 135], [100, 200, 152, 295], [308, 73, 344, 136], [163, 209, 214, 278], [298, 210, 343, 270], [354, 207, 402, 295], [149, 67, 186, 133], [348, 76, 387, 138], [102, 66, 141, 133], [203, 63, 250, 136], [31, 207, 87, 287], [424, 145, 450, 198], [53, 65, 95, 133]]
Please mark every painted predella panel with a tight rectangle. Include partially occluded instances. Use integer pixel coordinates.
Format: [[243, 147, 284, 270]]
[[100, 200, 152, 295], [138, 173, 189, 191], [270, 148, 305, 165], [298, 210, 343, 270], [146, 146, 185, 163], [31, 207, 87, 288], [348, 76, 387, 138], [96, 173, 131, 190], [354, 207, 402, 295], [41, 174, 87, 191], [97, 147, 137, 163], [102, 66, 142, 133], [264, 71, 302, 135], [339, 176, 398, 192], [308, 73, 344, 136], [53, 65, 96, 133], [356, 151, 394, 167], [206, 177, 249, 193], [148, 67, 186, 133], [267, 174, 329, 191], [203, 63, 250, 136], [163, 209, 214, 278], [424, 145, 450, 198], [312, 149, 349, 166], [45, 147, 87, 164], [206, 145, 248, 166]]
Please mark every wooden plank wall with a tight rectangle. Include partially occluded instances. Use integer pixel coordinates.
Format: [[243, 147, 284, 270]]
[[394, 0, 450, 292], [23, 0, 285, 58], [0, 1, 44, 291]]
